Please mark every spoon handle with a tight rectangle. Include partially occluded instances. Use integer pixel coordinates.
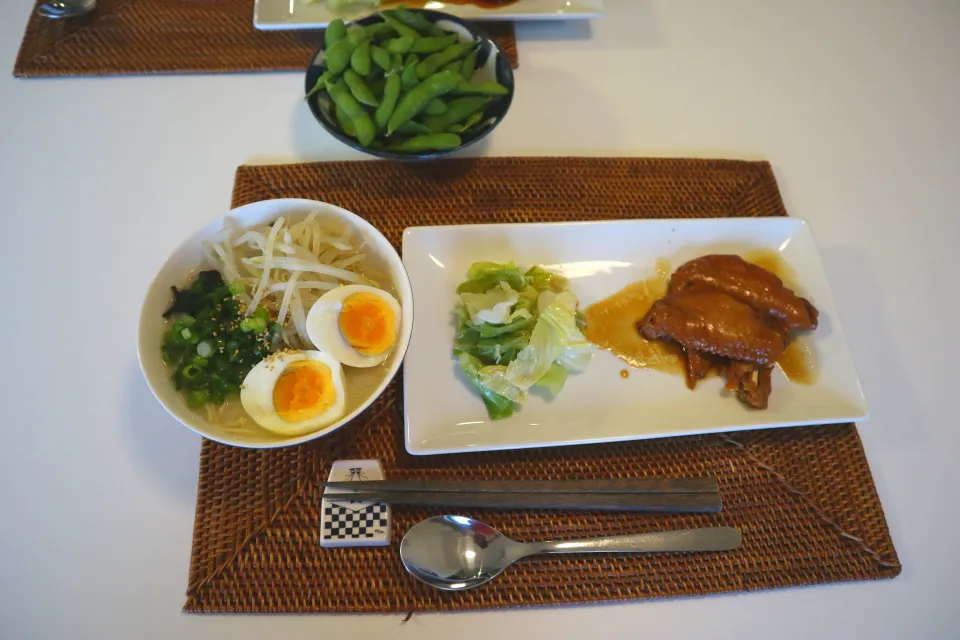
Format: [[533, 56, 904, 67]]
[[532, 527, 742, 554]]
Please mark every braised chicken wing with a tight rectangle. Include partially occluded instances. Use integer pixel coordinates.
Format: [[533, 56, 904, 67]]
[[670, 254, 818, 331], [638, 290, 788, 365]]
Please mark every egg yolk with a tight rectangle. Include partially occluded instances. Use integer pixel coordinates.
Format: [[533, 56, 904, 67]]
[[272, 360, 338, 423], [338, 292, 396, 356]]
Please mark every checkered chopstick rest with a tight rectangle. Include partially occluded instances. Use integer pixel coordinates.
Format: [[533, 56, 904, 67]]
[[320, 460, 392, 548]]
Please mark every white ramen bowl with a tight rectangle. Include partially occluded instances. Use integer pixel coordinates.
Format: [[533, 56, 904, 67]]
[[137, 199, 413, 448]]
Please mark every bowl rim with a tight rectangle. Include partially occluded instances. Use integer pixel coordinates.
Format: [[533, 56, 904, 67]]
[[304, 8, 515, 161], [136, 198, 414, 449]]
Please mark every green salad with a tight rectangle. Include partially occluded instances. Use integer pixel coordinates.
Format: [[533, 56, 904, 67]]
[[454, 262, 594, 420]]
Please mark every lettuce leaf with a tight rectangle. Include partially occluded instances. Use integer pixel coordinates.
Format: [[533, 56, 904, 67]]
[[455, 262, 593, 418], [458, 353, 515, 420], [536, 362, 569, 395], [478, 365, 526, 402], [459, 282, 521, 325], [525, 266, 569, 293], [456, 262, 527, 294], [505, 293, 594, 390]]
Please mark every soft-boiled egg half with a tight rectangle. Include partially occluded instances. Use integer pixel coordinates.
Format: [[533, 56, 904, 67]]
[[306, 284, 401, 368], [240, 350, 346, 436]]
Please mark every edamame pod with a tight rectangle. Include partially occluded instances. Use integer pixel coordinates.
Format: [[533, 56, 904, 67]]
[[454, 80, 509, 96], [416, 42, 476, 79], [378, 12, 420, 39], [389, 8, 444, 36], [371, 45, 392, 72], [347, 27, 370, 46], [374, 72, 402, 131], [305, 69, 335, 100], [447, 110, 485, 133], [335, 104, 357, 138], [325, 38, 359, 74], [351, 39, 372, 76], [390, 133, 461, 152], [440, 60, 462, 75], [394, 120, 432, 136], [421, 96, 489, 133], [424, 99, 448, 115], [460, 49, 478, 82], [325, 19, 347, 47], [384, 36, 414, 54], [326, 79, 376, 146], [362, 22, 395, 40], [410, 34, 458, 54], [387, 70, 461, 135], [344, 69, 379, 107], [401, 59, 420, 90]]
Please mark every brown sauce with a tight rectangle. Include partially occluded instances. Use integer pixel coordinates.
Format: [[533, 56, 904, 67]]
[[584, 252, 819, 384], [383, 0, 520, 9], [776, 336, 819, 385], [740, 250, 818, 384], [584, 259, 684, 375]]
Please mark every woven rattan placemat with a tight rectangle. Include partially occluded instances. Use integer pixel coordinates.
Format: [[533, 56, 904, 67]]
[[184, 157, 900, 613], [14, 0, 518, 77]]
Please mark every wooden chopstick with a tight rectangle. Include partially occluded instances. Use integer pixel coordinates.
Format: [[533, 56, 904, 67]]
[[320, 477, 718, 495], [321, 490, 722, 513]]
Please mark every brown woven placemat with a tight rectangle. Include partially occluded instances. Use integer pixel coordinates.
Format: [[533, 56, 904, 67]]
[[184, 157, 900, 613], [14, 0, 518, 77]]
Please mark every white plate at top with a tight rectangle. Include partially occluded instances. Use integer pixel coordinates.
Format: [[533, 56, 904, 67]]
[[254, 0, 604, 30], [401, 217, 867, 456]]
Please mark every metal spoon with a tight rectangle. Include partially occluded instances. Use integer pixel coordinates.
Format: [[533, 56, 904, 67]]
[[400, 515, 742, 591], [37, 0, 96, 19]]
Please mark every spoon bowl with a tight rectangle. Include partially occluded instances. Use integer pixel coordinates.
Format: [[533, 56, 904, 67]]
[[38, 0, 95, 19], [400, 515, 742, 591]]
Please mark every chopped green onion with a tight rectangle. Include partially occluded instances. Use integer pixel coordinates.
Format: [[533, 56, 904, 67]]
[[163, 272, 278, 410], [187, 390, 208, 408], [181, 363, 203, 380], [197, 341, 214, 358]]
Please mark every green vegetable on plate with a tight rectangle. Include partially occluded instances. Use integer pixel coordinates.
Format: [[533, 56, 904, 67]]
[[453, 262, 594, 420]]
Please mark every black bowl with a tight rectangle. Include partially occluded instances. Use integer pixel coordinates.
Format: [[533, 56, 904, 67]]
[[305, 9, 514, 161]]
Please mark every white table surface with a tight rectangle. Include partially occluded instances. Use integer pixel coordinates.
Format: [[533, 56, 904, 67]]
[[1, 1, 957, 638]]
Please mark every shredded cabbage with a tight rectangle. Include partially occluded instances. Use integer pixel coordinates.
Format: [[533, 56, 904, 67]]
[[460, 282, 521, 325], [454, 262, 594, 419]]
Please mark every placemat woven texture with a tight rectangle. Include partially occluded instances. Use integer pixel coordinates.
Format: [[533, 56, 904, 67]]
[[14, 0, 519, 77], [184, 157, 900, 613]]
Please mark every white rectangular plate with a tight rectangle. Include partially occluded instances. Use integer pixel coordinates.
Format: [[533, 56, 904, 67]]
[[402, 218, 867, 456], [254, 0, 604, 30]]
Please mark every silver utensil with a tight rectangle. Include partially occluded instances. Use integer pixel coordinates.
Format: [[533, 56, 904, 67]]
[[322, 477, 720, 494], [37, 0, 96, 19], [327, 490, 721, 512], [400, 515, 743, 591]]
